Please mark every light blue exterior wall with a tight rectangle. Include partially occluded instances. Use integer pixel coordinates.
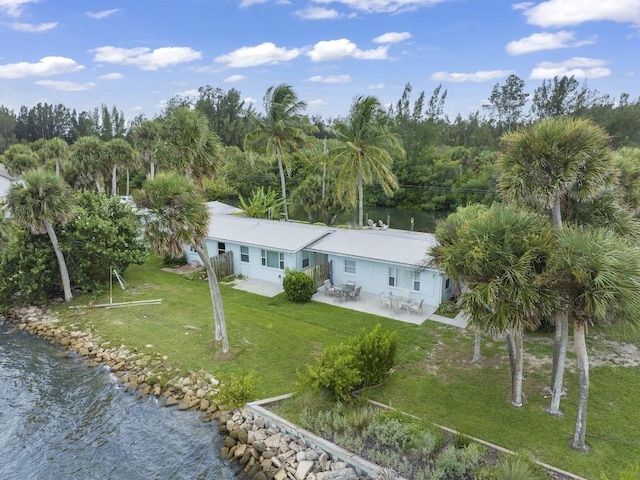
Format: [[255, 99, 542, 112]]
[[327, 254, 448, 307]]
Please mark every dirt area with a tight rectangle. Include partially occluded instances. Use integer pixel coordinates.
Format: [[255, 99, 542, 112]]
[[160, 263, 201, 274]]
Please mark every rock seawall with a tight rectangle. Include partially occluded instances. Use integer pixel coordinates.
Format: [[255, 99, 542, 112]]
[[3, 307, 376, 480]]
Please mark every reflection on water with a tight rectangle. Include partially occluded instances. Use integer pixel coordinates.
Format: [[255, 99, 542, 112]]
[[0, 321, 236, 480], [331, 207, 448, 232]]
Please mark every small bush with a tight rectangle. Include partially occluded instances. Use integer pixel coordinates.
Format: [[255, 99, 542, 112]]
[[163, 253, 187, 267], [453, 433, 472, 449], [350, 324, 398, 388], [217, 371, 255, 407], [183, 269, 206, 281], [302, 343, 361, 400], [283, 270, 316, 303], [494, 456, 545, 480]]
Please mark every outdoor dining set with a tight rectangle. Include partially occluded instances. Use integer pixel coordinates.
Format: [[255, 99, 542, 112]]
[[379, 291, 424, 315], [323, 280, 361, 302]]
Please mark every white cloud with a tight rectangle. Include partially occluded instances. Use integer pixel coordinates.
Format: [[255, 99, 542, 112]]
[[506, 31, 594, 55], [175, 88, 199, 97], [156, 99, 167, 108], [308, 74, 351, 83], [519, 0, 640, 27], [86, 9, 120, 19], [307, 39, 388, 61], [369, 83, 385, 89], [35, 80, 96, 91], [0, 0, 37, 18], [373, 31, 412, 44], [93, 46, 202, 70], [310, 0, 446, 14], [98, 72, 123, 80], [243, 97, 256, 105], [295, 7, 340, 19], [430, 69, 514, 82], [239, 0, 268, 6], [223, 74, 247, 82], [9, 22, 57, 32], [308, 98, 328, 108], [530, 57, 611, 79], [215, 42, 302, 68], [0, 56, 84, 78]]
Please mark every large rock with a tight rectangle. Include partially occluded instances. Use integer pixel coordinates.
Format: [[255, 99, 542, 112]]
[[295, 460, 314, 480]]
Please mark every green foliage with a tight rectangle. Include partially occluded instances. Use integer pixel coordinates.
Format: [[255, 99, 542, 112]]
[[282, 269, 316, 303], [239, 186, 283, 219], [351, 324, 398, 387], [162, 253, 187, 267], [494, 456, 545, 480], [453, 433, 472, 449], [201, 177, 237, 201], [433, 444, 485, 479], [217, 371, 255, 407]]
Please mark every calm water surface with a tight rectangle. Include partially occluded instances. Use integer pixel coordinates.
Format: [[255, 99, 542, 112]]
[[0, 320, 236, 480]]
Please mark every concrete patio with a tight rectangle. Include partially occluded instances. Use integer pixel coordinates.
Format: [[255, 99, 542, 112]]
[[229, 277, 467, 328]]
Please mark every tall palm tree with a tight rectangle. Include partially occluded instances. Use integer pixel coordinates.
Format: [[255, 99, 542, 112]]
[[553, 227, 640, 451], [497, 117, 614, 415], [1, 143, 39, 176], [104, 138, 136, 197], [244, 84, 314, 221], [431, 203, 557, 406], [70, 136, 108, 193], [135, 173, 229, 353], [132, 118, 162, 179], [5, 169, 75, 302], [41, 137, 69, 176], [330, 95, 404, 228]]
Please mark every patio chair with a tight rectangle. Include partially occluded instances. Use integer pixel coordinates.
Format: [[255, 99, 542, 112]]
[[379, 291, 391, 309], [323, 279, 334, 296], [346, 280, 356, 287], [408, 299, 424, 315], [348, 286, 361, 301]]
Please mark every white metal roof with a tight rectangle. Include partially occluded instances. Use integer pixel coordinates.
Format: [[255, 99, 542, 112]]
[[206, 214, 334, 253], [307, 227, 438, 268]]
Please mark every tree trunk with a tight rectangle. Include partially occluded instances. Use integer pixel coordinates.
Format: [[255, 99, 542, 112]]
[[472, 328, 481, 362], [572, 320, 590, 451], [150, 161, 155, 180], [45, 221, 73, 303], [126, 169, 130, 196], [548, 310, 569, 415], [111, 165, 118, 197], [195, 244, 229, 353], [505, 330, 517, 400], [55, 159, 61, 176], [551, 196, 563, 230], [276, 148, 288, 221], [357, 172, 364, 229], [510, 329, 524, 407]]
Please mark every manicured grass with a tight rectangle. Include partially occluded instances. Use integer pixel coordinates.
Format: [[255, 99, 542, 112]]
[[54, 256, 640, 478]]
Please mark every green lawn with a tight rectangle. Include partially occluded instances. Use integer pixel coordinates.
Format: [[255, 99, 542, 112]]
[[55, 256, 640, 478]]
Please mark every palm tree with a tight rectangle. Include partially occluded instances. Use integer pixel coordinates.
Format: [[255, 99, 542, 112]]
[[135, 173, 229, 353], [132, 118, 162, 179], [329, 95, 404, 228], [431, 203, 556, 406], [104, 138, 136, 197], [1, 143, 39, 176], [70, 136, 108, 193], [497, 117, 614, 415], [41, 137, 69, 176], [552, 227, 640, 451], [5, 169, 75, 302], [244, 84, 314, 221]]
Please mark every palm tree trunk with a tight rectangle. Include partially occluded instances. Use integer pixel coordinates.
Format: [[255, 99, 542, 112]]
[[505, 330, 517, 400], [55, 159, 61, 176], [549, 310, 569, 415], [195, 245, 229, 353], [472, 328, 481, 362], [111, 165, 118, 197], [276, 148, 288, 221], [572, 320, 590, 451], [357, 172, 364, 229], [45, 221, 73, 303], [510, 329, 524, 407], [126, 169, 130, 196]]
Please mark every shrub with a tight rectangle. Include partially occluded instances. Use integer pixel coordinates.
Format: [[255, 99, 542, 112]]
[[163, 252, 187, 267], [217, 371, 255, 407], [494, 456, 545, 480], [283, 269, 316, 303], [350, 324, 398, 388], [302, 343, 361, 401]]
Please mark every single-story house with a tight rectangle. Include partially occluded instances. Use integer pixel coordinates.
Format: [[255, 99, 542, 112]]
[[186, 202, 453, 309]]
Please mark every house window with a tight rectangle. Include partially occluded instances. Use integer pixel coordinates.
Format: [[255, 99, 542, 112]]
[[413, 271, 421, 291], [261, 249, 284, 269], [188, 245, 197, 253], [240, 246, 249, 263], [302, 253, 310, 269], [218, 242, 226, 256], [445, 278, 450, 289], [345, 260, 356, 274], [388, 267, 397, 287]]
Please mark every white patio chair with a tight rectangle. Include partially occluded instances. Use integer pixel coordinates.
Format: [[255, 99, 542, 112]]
[[409, 299, 424, 315], [379, 291, 391, 309], [323, 279, 334, 296], [348, 286, 361, 301]]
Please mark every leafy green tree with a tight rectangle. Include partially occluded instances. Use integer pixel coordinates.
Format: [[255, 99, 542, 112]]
[[530, 75, 599, 120], [104, 138, 136, 197], [0, 105, 17, 152], [132, 118, 162, 179], [135, 173, 229, 353], [195, 85, 251, 147], [498, 117, 615, 415], [0, 201, 15, 248], [70, 136, 107, 193], [330, 95, 404, 228], [1, 143, 39, 176], [239, 187, 283, 219], [483, 74, 529, 133], [41, 137, 69, 176], [5, 169, 75, 302], [244, 84, 314, 221], [552, 227, 640, 451], [431, 204, 556, 406]]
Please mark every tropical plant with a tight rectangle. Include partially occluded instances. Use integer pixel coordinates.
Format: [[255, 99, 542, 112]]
[[132, 118, 162, 179], [104, 138, 136, 197], [134, 173, 229, 352], [329, 95, 404, 228], [70, 136, 107, 193], [1, 143, 39, 176], [5, 169, 75, 302], [238, 187, 283, 219], [40, 137, 69, 176], [497, 117, 614, 415], [244, 83, 315, 221]]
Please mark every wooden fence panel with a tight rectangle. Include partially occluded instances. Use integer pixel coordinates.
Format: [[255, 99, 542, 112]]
[[209, 251, 234, 279], [302, 263, 329, 288]]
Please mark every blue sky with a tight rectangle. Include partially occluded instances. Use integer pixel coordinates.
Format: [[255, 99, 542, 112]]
[[1, 0, 639, 122]]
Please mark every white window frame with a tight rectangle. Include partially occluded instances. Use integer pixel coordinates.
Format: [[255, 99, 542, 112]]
[[261, 249, 285, 270], [240, 246, 249, 263], [413, 271, 421, 291], [388, 267, 397, 287], [344, 259, 356, 274]]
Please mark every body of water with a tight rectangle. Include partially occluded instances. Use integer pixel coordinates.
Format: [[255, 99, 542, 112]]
[[331, 207, 448, 232], [0, 320, 237, 480]]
